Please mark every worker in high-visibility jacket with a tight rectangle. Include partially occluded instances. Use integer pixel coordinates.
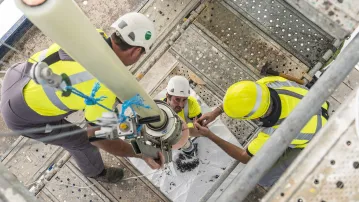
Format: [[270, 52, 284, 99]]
[[163, 76, 202, 155], [0, 12, 164, 183], [194, 76, 329, 187]]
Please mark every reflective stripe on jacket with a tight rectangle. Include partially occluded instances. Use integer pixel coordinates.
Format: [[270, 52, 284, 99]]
[[163, 96, 202, 128], [23, 29, 117, 121], [247, 76, 328, 156]]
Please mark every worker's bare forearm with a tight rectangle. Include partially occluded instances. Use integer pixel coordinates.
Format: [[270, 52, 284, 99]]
[[189, 127, 201, 137], [207, 132, 250, 164], [91, 138, 140, 158], [213, 104, 224, 117], [87, 124, 141, 158]]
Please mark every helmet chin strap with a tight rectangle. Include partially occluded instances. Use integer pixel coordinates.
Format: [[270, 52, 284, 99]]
[[259, 88, 282, 127]]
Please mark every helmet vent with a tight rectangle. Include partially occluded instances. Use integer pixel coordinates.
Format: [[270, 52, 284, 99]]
[[170, 88, 174, 92], [128, 32, 135, 41], [118, 21, 127, 29]]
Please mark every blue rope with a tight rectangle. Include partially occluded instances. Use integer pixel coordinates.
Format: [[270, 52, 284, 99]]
[[118, 94, 150, 134], [67, 82, 150, 137], [66, 82, 112, 112]]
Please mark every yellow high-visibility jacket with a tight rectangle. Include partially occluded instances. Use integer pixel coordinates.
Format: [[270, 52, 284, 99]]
[[247, 76, 328, 156], [24, 30, 118, 122], [163, 96, 202, 128]]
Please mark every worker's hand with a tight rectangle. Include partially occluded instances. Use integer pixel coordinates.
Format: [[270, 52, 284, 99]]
[[196, 111, 218, 127], [142, 152, 165, 170], [194, 121, 211, 137]]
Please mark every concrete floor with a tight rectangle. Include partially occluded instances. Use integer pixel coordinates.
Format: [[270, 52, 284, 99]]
[[1, 0, 358, 201]]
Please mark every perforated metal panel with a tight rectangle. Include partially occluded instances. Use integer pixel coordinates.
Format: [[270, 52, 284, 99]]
[[270, 125, 359, 202], [285, 0, 359, 39], [194, 85, 222, 108], [42, 164, 109, 202], [141, 0, 196, 36], [151, 64, 190, 97], [1, 138, 63, 187], [171, 26, 258, 95], [69, 151, 168, 202], [130, 0, 200, 73], [263, 92, 359, 202], [194, 1, 308, 78], [291, 126, 359, 202], [151, 64, 257, 144], [225, 0, 335, 67]]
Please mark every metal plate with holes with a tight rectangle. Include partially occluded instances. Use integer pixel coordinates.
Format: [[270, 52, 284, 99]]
[[171, 26, 258, 96], [151, 64, 257, 144], [263, 91, 359, 202], [69, 151, 168, 201], [194, 1, 308, 78], [130, 0, 200, 73], [1, 138, 63, 187], [96, 151, 167, 201], [278, 125, 359, 202], [141, 0, 197, 37], [42, 163, 109, 202], [220, 114, 257, 144], [74, 0, 148, 33], [285, 0, 359, 39], [224, 0, 335, 68]]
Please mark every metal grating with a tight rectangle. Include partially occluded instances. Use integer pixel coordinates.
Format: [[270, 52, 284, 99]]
[[151, 64, 257, 144], [171, 26, 258, 95], [225, 0, 335, 68], [285, 0, 359, 39], [194, 1, 308, 78], [220, 114, 257, 144], [141, 0, 196, 36], [130, 0, 200, 73], [194, 85, 222, 108]]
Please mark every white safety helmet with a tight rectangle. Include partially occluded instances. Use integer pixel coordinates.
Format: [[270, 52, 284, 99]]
[[111, 12, 156, 53], [166, 76, 191, 97]]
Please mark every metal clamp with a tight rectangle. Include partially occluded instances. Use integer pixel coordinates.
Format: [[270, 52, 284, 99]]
[[93, 100, 184, 163]]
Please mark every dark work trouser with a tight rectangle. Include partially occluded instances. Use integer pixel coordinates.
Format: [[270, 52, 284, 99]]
[[258, 148, 302, 187], [0, 63, 104, 177]]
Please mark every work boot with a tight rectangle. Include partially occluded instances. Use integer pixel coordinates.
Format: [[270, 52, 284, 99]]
[[183, 143, 198, 157], [91, 167, 124, 183]]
